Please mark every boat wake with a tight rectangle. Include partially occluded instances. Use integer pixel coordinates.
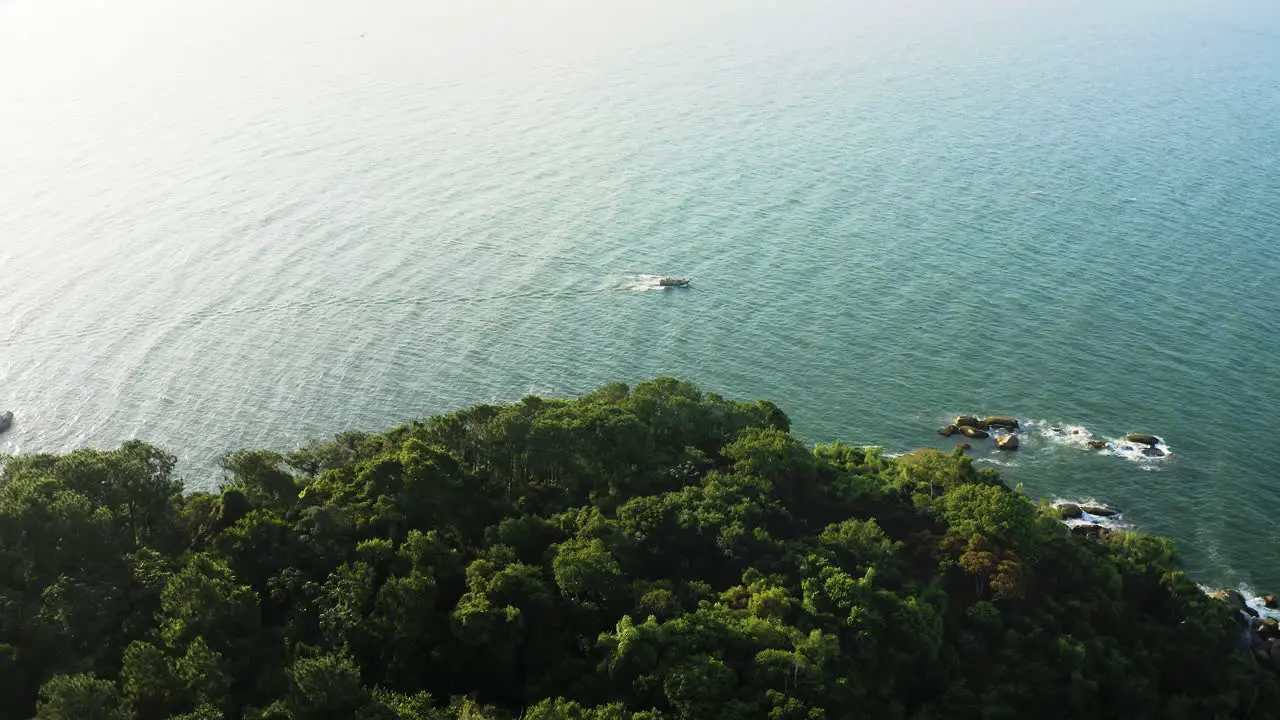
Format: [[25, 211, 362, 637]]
[[625, 274, 664, 291], [624, 274, 689, 292]]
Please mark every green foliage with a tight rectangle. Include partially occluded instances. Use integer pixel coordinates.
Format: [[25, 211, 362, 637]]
[[35, 673, 127, 720], [1, 378, 1277, 719], [552, 537, 624, 605], [158, 554, 260, 657], [286, 651, 368, 718]]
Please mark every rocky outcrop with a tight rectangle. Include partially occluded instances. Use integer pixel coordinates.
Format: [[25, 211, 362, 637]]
[[1080, 506, 1117, 517], [1058, 503, 1083, 519], [954, 415, 981, 429], [983, 416, 1019, 430], [938, 425, 959, 437], [1252, 619, 1280, 670], [1264, 595, 1278, 610], [959, 425, 989, 439], [1125, 433, 1160, 446], [1211, 589, 1248, 613], [1086, 440, 1109, 449], [1070, 524, 1110, 540], [994, 434, 1019, 451]]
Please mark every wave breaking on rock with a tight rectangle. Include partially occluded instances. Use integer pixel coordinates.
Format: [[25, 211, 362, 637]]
[[1020, 419, 1174, 465]]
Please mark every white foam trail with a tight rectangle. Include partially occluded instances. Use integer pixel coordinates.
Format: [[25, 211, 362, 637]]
[[624, 274, 677, 292], [1052, 496, 1108, 508], [975, 457, 1019, 468], [622, 272, 691, 289]]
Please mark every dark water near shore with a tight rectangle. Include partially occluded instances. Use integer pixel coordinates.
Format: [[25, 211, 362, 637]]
[[2, 0, 1280, 590]]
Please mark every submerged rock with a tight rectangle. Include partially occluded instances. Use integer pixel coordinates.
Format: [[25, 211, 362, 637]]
[[0, 410, 12, 434], [1142, 446, 1166, 458], [959, 425, 989, 439], [1125, 433, 1160, 446], [994, 434, 1019, 451], [1080, 506, 1118, 517], [983, 416, 1019, 430], [956, 442, 972, 454], [938, 425, 959, 437], [1086, 440, 1109, 449], [1058, 503, 1083, 520], [954, 415, 981, 429]]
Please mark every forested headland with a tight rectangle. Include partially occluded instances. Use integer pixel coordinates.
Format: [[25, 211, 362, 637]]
[[2, 378, 1276, 719]]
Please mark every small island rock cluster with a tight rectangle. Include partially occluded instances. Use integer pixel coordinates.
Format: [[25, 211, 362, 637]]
[[938, 418, 1169, 459], [939, 415, 1020, 450], [1078, 431, 1166, 457]]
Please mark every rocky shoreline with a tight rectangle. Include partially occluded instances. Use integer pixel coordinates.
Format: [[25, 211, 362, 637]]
[[1047, 499, 1280, 673], [934, 416, 1275, 668], [1204, 589, 1280, 673]]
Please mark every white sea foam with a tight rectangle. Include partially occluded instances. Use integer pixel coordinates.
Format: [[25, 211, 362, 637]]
[[975, 457, 1019, 468], [1021, 419, 1172, 465], [1024, 420, 1095, 448], [1243, 588, 1280, 621], [1103, 437, 1173, 464]]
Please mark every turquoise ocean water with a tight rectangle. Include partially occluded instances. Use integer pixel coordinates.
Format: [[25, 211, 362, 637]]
[[2, 0, 1279, 588]]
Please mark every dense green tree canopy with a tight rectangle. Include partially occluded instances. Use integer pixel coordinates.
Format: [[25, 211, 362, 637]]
[[1, 378, 1275, 718]]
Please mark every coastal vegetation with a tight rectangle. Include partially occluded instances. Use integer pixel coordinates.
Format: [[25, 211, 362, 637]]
[[1, 378, 1277, 719]]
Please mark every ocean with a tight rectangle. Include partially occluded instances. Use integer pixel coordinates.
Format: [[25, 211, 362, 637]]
[[2, 0, 1279, 590]]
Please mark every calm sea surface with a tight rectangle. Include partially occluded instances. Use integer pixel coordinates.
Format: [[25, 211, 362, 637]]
[[2, 0, 1279, 589]]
